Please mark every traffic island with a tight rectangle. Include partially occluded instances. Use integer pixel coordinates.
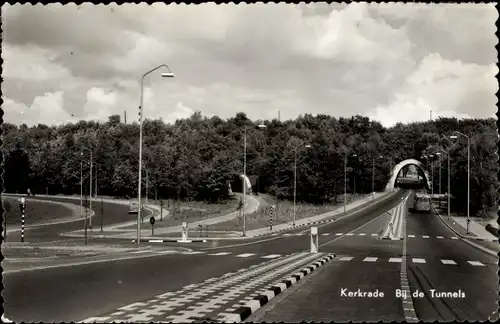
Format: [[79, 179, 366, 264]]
[[217, 253, 336, 323]]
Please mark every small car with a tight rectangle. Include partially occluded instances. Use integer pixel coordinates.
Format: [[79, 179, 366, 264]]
[[412, 194, 431, 213], [129, 201, 139, 214]]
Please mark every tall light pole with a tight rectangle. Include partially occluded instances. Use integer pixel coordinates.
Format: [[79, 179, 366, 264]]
[[293, 143, 311, 226], [80, 160, 83, 218], [137, 64, 175, 247], [81, 148, 93, 229], [429, 154, 435, 195], [242, 123, 267, 236], [344, 152, 357, 213], [436, 150, 450, 218], [145, 168, 149, 206], [450, 131, 470, 234]]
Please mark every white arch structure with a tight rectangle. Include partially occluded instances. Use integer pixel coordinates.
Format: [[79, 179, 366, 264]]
[[385, 158, 431, 191]]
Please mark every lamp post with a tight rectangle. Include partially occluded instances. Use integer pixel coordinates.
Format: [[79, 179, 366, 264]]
[[450, 131, 470, 234], [81, 148, 93, 229], [344, 152, 357, 213], [436, 150, 450, 218], [242, 123, 267, 236], [137, 64, 175, 247], [80, 160, 83, 218], [293, 143, 311, 226], [429, 154, 435, 195]]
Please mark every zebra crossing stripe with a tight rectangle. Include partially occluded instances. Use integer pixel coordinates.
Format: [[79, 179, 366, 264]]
[[412, 258, 426, 264], [236, 253, 256, 258], [389, 258, 402, 263], [335, 233, 343, 236], [261, 254, 281, 259], [441, 259, 457, 265], [408, 235, 415, 238], [363, 257, 378, 262], [358, 233, 366, 236], [467, 261, 485, 266], [338, 256, 354, 261], [422, 236, 430, 239]]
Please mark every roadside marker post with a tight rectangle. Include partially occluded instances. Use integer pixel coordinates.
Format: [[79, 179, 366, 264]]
[[310, 226, 319, 253], [269, 205, 275, 231], [19, 198, 26, 243], [150, 216, 155, 236], [4, 201, 11, 242]]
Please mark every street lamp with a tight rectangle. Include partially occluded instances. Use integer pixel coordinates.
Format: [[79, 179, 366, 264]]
[[242, 123, 267, 236], [372, 155, 383, 200], [293, 143, 311, 226], [137, 64, 175, 247], [81, 147, 93, 229], [435, 150, 450, 218], [429, 154, 435, 195], [450, 131, 470, 234], [344, 152, 357, 213]]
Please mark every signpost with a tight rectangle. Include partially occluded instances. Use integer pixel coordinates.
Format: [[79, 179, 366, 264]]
[[3, 201, 11, 242], [150, 216, 155, 236], [19, 198, 26, 242], [100, 197, 104, 232], [160, 200, 164, 221]]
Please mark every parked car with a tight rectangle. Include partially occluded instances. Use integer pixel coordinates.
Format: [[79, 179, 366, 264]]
[[129, 201, 139, 214], [411, 194, 431, 213]]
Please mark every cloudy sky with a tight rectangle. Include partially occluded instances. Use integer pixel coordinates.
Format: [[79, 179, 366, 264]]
[[2, 3, 498, 128]]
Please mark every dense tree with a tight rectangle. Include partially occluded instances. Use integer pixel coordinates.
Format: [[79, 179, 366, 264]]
[[2, 114, 497, 216]]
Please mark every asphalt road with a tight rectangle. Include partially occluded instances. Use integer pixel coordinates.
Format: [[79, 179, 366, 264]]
[[3, 252, 275, 322], [3, 195, 152, 243], [3, 190, 407, 322], [247, 191, 498, 322], [405, 193, 498, 321]]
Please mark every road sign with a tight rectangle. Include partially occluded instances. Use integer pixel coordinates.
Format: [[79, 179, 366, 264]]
[[150, 217, 155, 225], [467, 218, 471, 223]]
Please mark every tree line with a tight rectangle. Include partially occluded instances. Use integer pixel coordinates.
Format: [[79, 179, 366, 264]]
[[1, 112, 497, 217]]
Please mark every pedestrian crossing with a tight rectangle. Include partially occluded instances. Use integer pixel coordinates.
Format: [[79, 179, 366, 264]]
[[334, 255, 489, 267], [180, 251, 286, 259], [282, 232, 461, 240]]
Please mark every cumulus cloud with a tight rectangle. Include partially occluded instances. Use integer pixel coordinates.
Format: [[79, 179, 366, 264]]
[[1, 3, 497, 128]]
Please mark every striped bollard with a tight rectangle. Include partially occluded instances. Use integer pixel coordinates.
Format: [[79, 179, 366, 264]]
[[19, 197, 26, 242]]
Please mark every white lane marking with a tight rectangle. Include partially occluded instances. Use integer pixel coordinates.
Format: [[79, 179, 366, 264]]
[[261, 254, 281, 259], [412, 258, 426, 264], [422, 236, 430, 239], [451, 237, 458, 240], [436, 236, 444, 239], [182, 251, 205, 255], [408, 235, 415, 238], [371, 233, 378, 236], [208, 252, 232, 256], [363, 257, 378, 262], [389, 258, 402, 263], [346, 233, 354, 236], [335, 233, 343, 236], [441, 259, 457, 265], [321, 233, 330, 236], [236, 253, 256, 258], [468, 261, 485, 267], [358, 233, 366, 236], [338, 256, 354, 261]]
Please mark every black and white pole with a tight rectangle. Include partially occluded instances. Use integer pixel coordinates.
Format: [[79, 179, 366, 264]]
[[19, 198, 26, 243]]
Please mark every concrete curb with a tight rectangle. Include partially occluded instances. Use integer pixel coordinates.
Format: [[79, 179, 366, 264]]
[[132, 239, 207, 243], [431, 203, 498, 256], [217, 253, 336, 323]]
